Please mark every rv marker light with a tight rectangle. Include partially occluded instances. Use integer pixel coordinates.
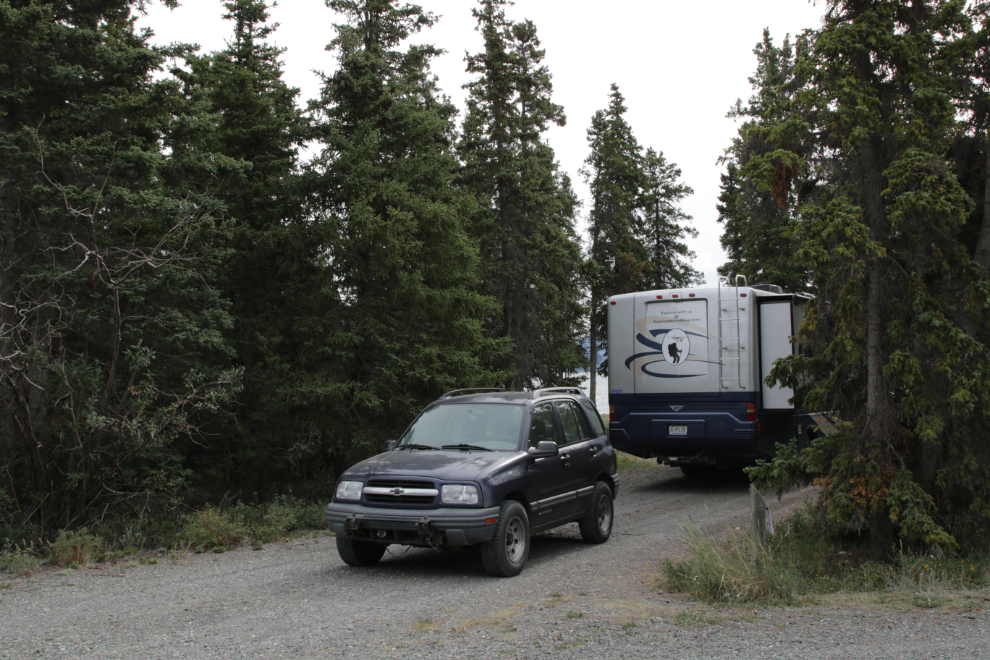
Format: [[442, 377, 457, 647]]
[[656, 295, 663, 299], [740, 293, 747, 297], [747, 402, 757, 422], [609, 404, 614, 423], [672, 294, 679, 298], [609, 300, 616, 305], [688, 293, 695, 297]]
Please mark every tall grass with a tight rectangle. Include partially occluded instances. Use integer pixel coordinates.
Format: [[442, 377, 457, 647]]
[[662, 503, 990, 605], [663, 523, 799, 604]]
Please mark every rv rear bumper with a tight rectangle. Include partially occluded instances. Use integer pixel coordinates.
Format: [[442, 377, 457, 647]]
[[608, 394, 760, 459], [610, 416, 757, 456]]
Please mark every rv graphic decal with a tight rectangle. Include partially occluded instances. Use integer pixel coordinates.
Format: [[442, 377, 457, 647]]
[[624, 327, 718, 378], [663, 328, 688, 364]]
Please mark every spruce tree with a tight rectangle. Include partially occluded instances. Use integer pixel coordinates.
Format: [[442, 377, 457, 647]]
[[716, 30, 812, 293], [170, 0, 318, 494], [0, 0, 238, 533], [583, 84, 696, 400], [459, 0, 586, 391], [640, 147, 700, 291], [748, 0, 990, 558], [303, 0, 503, 468]]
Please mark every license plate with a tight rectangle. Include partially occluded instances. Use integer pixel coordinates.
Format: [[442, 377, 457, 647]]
[[669, 424, 688, 436]]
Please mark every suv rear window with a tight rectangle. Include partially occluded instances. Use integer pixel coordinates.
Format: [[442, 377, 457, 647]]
[[580, 400, 606, 436], [556, 400, 592, 445]]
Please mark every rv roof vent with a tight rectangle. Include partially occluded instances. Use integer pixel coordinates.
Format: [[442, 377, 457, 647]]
[[751, 284, 784, 294]]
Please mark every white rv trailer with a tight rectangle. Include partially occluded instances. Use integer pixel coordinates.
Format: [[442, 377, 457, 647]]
[[606, 277, 816, 472]]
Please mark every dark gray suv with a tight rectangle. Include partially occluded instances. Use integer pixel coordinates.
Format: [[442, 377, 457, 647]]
[[325, 387, 618, 577]]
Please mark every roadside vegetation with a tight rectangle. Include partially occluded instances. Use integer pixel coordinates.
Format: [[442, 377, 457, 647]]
[[662, 502, 990, 607], [616, 453, 655, 473], [0, 496, 327, 576]]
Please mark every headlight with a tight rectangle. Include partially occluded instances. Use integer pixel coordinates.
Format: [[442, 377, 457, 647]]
[[441, 484, 479, 505], [335, 480, 363, 501]]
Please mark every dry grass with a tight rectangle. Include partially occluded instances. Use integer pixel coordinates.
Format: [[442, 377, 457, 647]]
[[662, 506, 990, 607]]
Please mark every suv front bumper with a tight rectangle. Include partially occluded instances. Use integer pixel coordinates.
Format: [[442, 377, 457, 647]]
[[326, 502, 501, 547]]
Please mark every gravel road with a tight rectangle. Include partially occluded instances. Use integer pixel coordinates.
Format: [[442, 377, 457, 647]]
[[2, 464, 988, 659]]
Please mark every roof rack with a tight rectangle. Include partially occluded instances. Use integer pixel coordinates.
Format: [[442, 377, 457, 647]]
[[438, 388, 506, 400], [532, 387, 585, 399]]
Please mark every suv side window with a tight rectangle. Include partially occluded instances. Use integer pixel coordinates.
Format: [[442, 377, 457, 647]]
[[529, 402, 563, 448], [580, 400, 606, 437], [556, 400, 592, 445]]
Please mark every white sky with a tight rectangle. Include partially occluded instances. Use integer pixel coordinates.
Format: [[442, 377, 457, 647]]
[[139, 0, 826, 285]]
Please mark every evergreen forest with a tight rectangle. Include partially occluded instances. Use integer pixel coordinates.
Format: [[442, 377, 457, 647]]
[[2, 0, 990, 564]]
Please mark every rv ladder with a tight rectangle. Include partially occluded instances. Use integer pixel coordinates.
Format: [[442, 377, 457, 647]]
[[718, 275, 746, 388]]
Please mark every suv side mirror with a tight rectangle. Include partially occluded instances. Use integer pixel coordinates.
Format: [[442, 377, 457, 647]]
[[382, 439, 398, 452], [527, 441, 558, 459]]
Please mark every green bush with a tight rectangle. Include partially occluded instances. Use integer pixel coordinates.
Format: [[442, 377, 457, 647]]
[[92, 512, 184, 552], [179, 506, 245, 552], [0, 540, 43, 575], [48, 530, 104, 568], [0, 524, 42, 549], [229, 495, 327, 543]]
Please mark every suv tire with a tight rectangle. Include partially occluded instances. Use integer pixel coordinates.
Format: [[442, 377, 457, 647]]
[[336, 536, 387, 567], [578, 481, 614, 543], [481, 500, 530, 577]]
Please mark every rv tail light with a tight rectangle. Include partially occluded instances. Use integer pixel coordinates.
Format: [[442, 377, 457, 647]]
[[688, 293, 695, 297], [746, 402, 757, 422], [672, 294, 679, 299], [609, 404, 614, 423]]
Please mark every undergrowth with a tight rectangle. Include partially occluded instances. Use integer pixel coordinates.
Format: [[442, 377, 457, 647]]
[[616, 453, 655, 472], [0, 496, 328, 573], [662, 502, 990, 605]]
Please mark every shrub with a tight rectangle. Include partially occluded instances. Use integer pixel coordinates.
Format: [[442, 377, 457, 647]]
[[0, 541, 43, 575], [179, 506, 244, 552], [48, 530, 104, 568]]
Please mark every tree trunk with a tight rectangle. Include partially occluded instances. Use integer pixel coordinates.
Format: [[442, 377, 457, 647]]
[[974, 136, 990, 270], [861, 135, 896, 562], [589, 322, 598, 405]]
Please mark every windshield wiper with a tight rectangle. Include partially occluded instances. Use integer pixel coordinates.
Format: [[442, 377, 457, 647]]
[[442, 444, 494, 452], [397, 443, 440, 451]]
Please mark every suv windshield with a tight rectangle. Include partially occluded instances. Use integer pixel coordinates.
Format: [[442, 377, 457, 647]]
[[398, 403, 525, 451]]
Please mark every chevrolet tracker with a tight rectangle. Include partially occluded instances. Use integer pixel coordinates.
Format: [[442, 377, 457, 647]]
[[325, 388, 619, 577]]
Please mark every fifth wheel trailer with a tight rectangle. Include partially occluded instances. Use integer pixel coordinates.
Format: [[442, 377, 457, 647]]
[[606, 278, 820, 472]]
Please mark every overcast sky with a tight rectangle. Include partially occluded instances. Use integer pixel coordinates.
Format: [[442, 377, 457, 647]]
[[139, 0, 826, 285]]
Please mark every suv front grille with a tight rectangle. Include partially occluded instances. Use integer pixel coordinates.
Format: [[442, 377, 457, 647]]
[[364, 479, 438, 505]]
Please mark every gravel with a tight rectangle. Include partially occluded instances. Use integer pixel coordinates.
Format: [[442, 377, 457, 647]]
[[1, 464, 987, 659]]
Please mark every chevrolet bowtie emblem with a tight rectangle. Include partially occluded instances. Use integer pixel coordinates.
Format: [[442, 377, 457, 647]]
[[390, 488, 405, 495], [670, 405, 684, 411]]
